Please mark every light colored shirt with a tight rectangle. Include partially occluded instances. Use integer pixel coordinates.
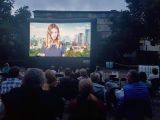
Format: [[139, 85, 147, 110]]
[[0, 78, 22, 95], [148, 74, 159, 80]]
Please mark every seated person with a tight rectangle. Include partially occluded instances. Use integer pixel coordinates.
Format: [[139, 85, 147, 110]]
[[68, 78, 106, 120], [77, 68, 89, 80], [105, 75, 119, 93], [90, 72, 106, 102], [1, 66, 22, 95], [148, 67, 159, 80], [1, 63, 10, 80], [1, 63, 10, 74], [41, 69, 64, 120], [148, 68, 159, 97], [2, 68, 45, 120], [116, 70, 152, 120], [58, 68, 79, 100], [139, 72, 151, 88]]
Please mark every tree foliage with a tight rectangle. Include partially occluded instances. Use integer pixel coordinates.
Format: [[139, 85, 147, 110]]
[[105, 0, 160, 62], [0, 0, 31, 59], [126, 0, 160, 44], [13, 6, 31, 58], [0, 0, 15, 59], [105, 11, 141, 62], [14, 6, 31, 22], [0, 0, 14, 19], [65, 49, 90, 57]]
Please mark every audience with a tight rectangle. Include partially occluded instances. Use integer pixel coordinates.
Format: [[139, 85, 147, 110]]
[[68, 78, 106, 120], [1, 63, 10, 74], [77, 68, 89, 80], [41, 69, 64, 120], [58, 68, 79, 100], [139, 72, 147, 83], [0, 65, 157, 120], [116, 70, 152, 120], [148, 68, 160, 97], [90, 72, 106, 102], [0, 66, 22, 95], [1, 63, 11, 80], [148, 68, 159, 80], [2, 68, 45, 120], [139, 72, 151, 87]]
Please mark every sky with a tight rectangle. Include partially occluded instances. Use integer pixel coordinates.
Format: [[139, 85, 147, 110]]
[[13, 0, 128, 14]]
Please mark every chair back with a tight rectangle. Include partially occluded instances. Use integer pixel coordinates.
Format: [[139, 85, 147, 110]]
[[123, 99, 152, 120]]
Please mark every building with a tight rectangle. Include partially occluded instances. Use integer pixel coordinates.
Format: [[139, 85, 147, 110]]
[[85, 29, 91, 45]]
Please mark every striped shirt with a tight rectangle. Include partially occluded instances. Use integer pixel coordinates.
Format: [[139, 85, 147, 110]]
[[0, 78, 22, 95]]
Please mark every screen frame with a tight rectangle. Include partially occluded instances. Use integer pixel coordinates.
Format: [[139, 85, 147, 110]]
[[28, 18, 96, 59]]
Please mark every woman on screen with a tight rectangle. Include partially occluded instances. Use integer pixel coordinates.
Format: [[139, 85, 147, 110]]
[[43, 24, 65, 56]]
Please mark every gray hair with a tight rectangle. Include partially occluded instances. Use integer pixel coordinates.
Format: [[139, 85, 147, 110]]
[[90, 72, 100, 83], [23, 68, 45, 87], [80, 68, 88, 77]]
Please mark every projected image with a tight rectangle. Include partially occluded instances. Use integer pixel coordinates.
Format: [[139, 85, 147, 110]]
[[30, 22, 91, 57]]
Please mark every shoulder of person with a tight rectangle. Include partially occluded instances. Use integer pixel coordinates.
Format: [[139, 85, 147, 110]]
[[148, 74, 157, 80]]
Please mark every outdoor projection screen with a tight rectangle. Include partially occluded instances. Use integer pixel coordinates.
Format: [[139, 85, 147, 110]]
[[29, 22, 91, 57]]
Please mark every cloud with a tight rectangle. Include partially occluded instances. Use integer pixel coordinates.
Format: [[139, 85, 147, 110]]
[[13, 0, 127, 13]]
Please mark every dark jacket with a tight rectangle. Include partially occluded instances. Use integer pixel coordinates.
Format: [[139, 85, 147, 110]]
[[58, 77, 79, 100], [69, 94, 106, 120], [40, 87, 64, 120], [2, 85, 43, 120]]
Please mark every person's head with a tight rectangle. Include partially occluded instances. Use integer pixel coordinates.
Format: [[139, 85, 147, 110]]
[[46, 24, 60, 47], [79, 68, 88, 77], [79, 78, 93, 95], [90, 72, 100, 83], [9, 66, 20, 78], [23, 68, 45, 88], [48, 24, 59, 41], [152, 68, 158, 75], [64, 68, 72, 77], [4, 63, 9, 67], [126, 70, 139, 83], [139, 72, 147, 83], [45, 69, 58, 88]]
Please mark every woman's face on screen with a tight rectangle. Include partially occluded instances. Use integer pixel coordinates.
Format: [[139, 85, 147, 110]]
[[50, 28, 58, 40]]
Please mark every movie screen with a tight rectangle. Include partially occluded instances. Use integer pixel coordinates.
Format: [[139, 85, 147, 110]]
[[29, 22, 91, 57]]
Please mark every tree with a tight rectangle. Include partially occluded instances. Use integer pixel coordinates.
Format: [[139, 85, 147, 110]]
[[126, 0, 160, 44], [104, 0, 160, 62], [104, 11, 141, 62], [0, 0, 15, 59], [0, 3, 31, 60], [12, 6, 31, 58], [0, 0, 14, 19], [14, 6, 31, 22]]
